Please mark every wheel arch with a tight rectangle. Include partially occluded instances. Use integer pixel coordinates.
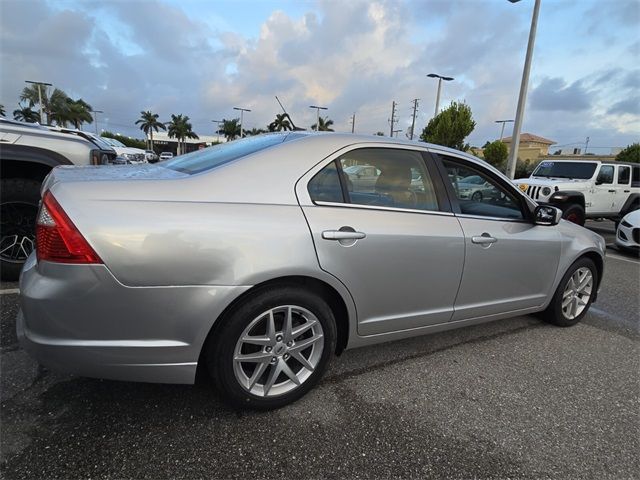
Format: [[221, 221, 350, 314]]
[[619, 193, 640, 217], [196, 275, 352, 376], [548, 191, 586, 211]]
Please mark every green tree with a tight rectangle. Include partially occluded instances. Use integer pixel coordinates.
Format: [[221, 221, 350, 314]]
[[245, 127, 267, 136], [374, 131, 385, 136], [218, 118, 241, 141], [268, 113, 293, 132], [311, 116, 334, 132], [419, 101, 475, 150], [482, 140, 508, 171], [166, 114, 199, 155], [64, 98, 93, 129], [135, 111, 166, 150], [616, 143, 640, 163], [13, 103, 40, 123]]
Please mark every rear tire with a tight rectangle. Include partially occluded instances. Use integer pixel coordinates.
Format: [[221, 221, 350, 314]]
[[206, 286, 336, 410], [562, 204, 585, 226], [542, 257, 597, 327], [0, 178, 41, 281]]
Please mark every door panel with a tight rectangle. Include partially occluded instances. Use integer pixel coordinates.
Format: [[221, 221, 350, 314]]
[[590, 165, 615, 213], [452, 218, 561, 320], [302, 206, 465, 335]]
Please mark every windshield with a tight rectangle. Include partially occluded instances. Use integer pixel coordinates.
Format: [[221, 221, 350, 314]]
[[163, 134, 286, 174], [101, 137, 126, 148], [531, 161, 597, 179]]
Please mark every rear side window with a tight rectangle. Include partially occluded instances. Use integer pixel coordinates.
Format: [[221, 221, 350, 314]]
[[618, 166, 630, 185], [163, 135, 285, 174], [308, 161, 345, 203]]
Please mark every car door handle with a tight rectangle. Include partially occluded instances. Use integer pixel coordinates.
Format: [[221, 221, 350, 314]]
[[471, 234, 497, 245], [624, 190, 630, 193], [322, 230, 366, 240], [608, 189, 616, 193]]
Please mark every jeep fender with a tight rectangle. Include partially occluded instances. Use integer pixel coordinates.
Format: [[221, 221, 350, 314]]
[[0, 144, 72, 182], [546, 191, 585, 212], [619, 193, 640, 216]]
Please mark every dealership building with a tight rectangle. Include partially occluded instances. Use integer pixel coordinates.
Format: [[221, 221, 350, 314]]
[[150, 131, 227, 154]]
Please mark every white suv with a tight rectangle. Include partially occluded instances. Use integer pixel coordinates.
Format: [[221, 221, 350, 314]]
[[514, 160, 640, 225]]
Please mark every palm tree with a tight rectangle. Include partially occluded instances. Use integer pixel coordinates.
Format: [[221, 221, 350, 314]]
[[311, 116, 335, 132], [13, 103, 40, 123], [245, 127, 267, 136], [218, 118, 241, 141], [268, 113, 293, 132], [0, 104, 6, 117], [166, 114, 199, 155], [135, 111, 166, 150], [65, 98, 93, 129]]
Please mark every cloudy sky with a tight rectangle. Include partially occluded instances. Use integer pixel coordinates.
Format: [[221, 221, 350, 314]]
[[1, 0, 638, 152]]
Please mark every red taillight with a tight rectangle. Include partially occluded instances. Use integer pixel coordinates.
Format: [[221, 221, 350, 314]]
[[36, 191, 102, 264]]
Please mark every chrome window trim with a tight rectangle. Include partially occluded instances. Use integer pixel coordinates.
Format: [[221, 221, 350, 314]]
[[454, 213, 532, 224], [314, 201, 455, 217]]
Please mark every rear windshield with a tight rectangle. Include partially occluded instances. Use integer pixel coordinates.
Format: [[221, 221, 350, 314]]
[[162, 135, 286, 174], [531, 161, 597, 179]]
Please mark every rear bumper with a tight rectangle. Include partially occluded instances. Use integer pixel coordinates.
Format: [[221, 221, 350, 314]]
[[17, 254, 249, 384]]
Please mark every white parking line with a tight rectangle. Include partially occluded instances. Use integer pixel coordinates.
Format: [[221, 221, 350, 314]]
[[607, 254, 640, 265], [0, 288, 20, 295]]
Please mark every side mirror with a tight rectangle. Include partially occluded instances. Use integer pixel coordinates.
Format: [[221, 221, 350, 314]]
[[534, 205, 562, 226]]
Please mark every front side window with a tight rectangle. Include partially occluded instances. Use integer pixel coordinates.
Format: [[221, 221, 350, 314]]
[[618, 166, 630, 185], [596, 165, 614, 184], [441, 158, 525, 220], [338, 148, 439, 211]]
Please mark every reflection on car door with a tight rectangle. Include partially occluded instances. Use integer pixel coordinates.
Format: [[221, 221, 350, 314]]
[[300, 147, 465, 336], [438, 155, 562, 320]]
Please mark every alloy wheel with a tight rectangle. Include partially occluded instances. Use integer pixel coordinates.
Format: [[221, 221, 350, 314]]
[[233, 305, 324, 397], [0, 202, 38, 263], [561, 267, 593, 320]]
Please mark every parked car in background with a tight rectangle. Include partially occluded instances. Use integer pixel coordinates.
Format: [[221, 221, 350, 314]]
[[159, 151, 174, 161], [0, 118, 117, 279], [145, 150, 159, 163], [616, 210, 640, 252], [96, 136, 147, 164], [513, 160, 640, 225], [19, 133, 605, 410]]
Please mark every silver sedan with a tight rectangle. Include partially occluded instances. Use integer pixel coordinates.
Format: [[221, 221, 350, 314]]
[[19, 133, 606, 409]]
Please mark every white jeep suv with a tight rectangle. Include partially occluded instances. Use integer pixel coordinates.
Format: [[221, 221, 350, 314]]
[[514, 160, 639, 225]]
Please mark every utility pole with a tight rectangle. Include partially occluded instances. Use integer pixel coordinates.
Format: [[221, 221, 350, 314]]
[[506, 0, 542, 179], [409, 98, 419, 140], [309, 105, 327, 131], [233, 107, 251, 138], [25, 80, 52, 124], [91, 110, 103, 135], [212, 119, 223, 143], [389, 101, 397, 137], [585, 136, 590, 154], [495, 119, 514, 141], [350, 112, 356, 133]]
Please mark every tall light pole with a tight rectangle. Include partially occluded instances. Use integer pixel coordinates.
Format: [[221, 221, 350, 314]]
[[495, 119, 514, 141], [92, 110, 103, 135], [233, 107, 251, 138], [427, 73, 454, 117], [25, 80, 52, 124], [506, 0, 542, 179], [212, 119, 223, 143], [309, 105, 327, 131]]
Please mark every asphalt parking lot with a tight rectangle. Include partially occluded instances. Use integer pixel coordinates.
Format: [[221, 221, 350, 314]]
[[1, 221, 638, 479]]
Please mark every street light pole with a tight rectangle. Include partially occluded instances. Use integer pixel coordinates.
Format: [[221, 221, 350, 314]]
[[309, 105, 328, 131], [495, 119, 514, 140], [233, 107, 251, 138], [427, 73, 454, 117], [506, 0, 542, 179], [25, 80, 52, 124], [92, 110, 103, 135]]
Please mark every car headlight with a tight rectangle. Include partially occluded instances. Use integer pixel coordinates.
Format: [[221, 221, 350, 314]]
[[542, 187, 551, 196], [621, 220, 633, 228], [120, 153, 135, 160]]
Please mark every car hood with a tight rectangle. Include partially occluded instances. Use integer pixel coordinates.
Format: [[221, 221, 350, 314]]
[[514, 177, 591, 189], [113, 146, 146, 155], [622, 209, 640, 226]]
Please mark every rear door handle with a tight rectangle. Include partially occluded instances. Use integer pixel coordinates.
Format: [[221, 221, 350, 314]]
[[608, 189, 616, 193], [471, 234, 497, 245], [322, 230, 366, 240]]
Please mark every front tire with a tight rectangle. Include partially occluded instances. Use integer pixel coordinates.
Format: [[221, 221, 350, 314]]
[[1, 178, 41, 280], [542, 257, 597, 327], [562, 204, 585, 226], [206, 287, 336, 410]]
